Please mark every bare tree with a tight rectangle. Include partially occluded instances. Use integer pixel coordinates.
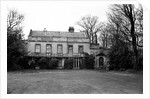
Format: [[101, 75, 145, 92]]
[[99, 22, 115, 48], [135, 4, 143, 47], [7, 9, 26, 70], [77, 15, 101, 44], [108, 4, 143, 69], [7, 9, 24, 32]]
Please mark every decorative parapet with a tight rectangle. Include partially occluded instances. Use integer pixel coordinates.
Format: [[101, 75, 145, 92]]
[[28, 36, 89, 43], [27, 52, 85, 57]]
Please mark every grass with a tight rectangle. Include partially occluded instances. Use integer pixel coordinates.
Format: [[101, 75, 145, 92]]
[[7, 69, 143, 94]]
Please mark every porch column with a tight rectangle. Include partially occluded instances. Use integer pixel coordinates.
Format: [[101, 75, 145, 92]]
[[75, 58, 77, 69], [62, 58, 65, 68], [78, 58, 79, 69]]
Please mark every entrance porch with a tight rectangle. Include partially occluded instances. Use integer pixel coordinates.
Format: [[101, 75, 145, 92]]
[[95, 53, 109, 69], [58, 57, 82, 69]]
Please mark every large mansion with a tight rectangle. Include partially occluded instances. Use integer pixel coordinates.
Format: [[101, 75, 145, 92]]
[[27, 27, 109, 69]]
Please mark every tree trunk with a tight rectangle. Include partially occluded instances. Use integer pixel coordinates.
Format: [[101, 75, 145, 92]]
[[95, 33, 98, 44], [130, 16, 138, 70]]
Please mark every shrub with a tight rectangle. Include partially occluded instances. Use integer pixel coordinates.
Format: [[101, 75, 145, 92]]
[[82, 52, 95, 69], [64, 58, 74, 69], [79, 58, 85, 69], [138, 55, 143, 70], [85, 55, 95, 69], [64, 53, 95, 69], [18, 56, 30, 69], [38, 57, 48, 69], [28, 58, 36, 69], [47, 58, 59, 69], [108, 40, 134, 70]]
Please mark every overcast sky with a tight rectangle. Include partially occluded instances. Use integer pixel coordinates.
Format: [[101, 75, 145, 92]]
[[3, 0, 141, 39], [4, 1, 112, 39]]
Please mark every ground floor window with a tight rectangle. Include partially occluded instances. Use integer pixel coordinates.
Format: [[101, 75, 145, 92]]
[[58, 59, 62, 67]]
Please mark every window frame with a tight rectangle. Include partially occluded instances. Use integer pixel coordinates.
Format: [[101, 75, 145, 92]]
[[78, 45, 84, 54], [46, 44, 52, 54], [68, 45, 73, 54], [35, 44, 41, 53], [57, 44, 63, 54]]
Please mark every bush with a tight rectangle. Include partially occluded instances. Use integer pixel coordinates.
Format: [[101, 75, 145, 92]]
[[138, 55, 143, 70], [81, 52, 95, 69], [85, 55, 95, 69], [47, 58, 59, 69], [64, 53, 95, 70], [79, 58, 85, 69], [18, 56, 30, 69], [38, 57, 48, 69], [109, 40, 134, 70], [64, 58, 74, 69], [27, 58, 36, 69]]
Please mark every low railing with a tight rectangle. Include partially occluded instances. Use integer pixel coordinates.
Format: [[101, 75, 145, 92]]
[[28, 52, 84, 57]]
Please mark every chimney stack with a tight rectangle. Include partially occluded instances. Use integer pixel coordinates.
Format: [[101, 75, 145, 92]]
[[43, 28, 47, 32], [68, 27, 74, 33]]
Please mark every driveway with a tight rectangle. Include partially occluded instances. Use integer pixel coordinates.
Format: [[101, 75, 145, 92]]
[[7, 70, 143, 94]]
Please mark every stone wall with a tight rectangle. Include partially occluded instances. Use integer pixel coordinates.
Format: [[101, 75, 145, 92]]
[[28, 41, 90, 55]]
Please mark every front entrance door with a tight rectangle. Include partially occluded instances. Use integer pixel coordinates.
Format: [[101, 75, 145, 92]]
[[99, 57, 104, 66]]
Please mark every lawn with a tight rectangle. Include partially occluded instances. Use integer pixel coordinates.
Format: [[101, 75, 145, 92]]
[[7, 70, 143, 94]]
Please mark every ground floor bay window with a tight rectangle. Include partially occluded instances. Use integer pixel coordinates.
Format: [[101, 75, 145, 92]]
[[27, 56, 85, 70], [73, 58, 81, 69], [57, 57, 83, 69], [57, 58, 65, 69]]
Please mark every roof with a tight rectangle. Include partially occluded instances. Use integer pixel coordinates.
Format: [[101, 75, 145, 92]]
[[96, 53, 106, 56], [29, 30, 87, 38], [90, 43, 99, 49]]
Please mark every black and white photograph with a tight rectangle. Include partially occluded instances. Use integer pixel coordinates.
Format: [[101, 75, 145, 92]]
[[0, 0, 149, 98]]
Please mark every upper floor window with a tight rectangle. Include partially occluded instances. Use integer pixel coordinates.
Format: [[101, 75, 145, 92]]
[[78, 45, 83, 54], [68, 45, 73, 54], [57, 44, 63, 54], [46, 44, 52, 53], [35, 44, 41, 53]]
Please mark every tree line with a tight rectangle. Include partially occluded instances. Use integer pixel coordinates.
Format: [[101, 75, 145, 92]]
[[7, 9, 27, 70], [76, 4, 143, 70]]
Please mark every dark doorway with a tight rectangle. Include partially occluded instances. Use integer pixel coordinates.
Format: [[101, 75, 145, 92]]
[[99, 57, 104, 66]]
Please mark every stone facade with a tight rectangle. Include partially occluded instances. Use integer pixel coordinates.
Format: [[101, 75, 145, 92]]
[[27, 27, 91, 69], [94, 47, 110, 69], [27, 27, 110, 69], [28, 41, 90, 55]]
